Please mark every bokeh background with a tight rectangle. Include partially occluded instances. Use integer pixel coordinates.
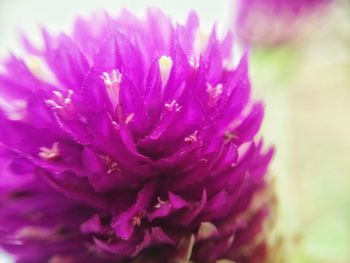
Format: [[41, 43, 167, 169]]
[[0, 0, 349, 262]]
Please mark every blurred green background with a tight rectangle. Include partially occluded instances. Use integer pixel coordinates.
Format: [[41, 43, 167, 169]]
[[251, 1, 350, 262]]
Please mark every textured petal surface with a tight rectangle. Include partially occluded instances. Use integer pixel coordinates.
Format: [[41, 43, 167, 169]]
[[0, 8, 274, 263]]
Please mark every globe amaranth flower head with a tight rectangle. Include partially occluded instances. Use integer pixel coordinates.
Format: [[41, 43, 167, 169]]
[[0, 8, 274, 263], [235, 0, 331, 46]]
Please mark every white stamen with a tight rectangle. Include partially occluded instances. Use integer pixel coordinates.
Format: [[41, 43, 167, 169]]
[[112, 121, 120, 130], [52, 91, 64, 100], [46, 100, 63, 109], [39, 142, 59, 160], [107, 162, 119, 174], [101, 69, 122, 109], [62, 89, 73, 105], [206, 83, 223, 107], [165, 100, 181, 112], [101, 155, 120, 174], [46, 90, 74, 110], [154, 197, 169, 208], [132, 210, 146, 227], [184, 130, 198, 143], [0, 98, 27, 121], [158, 56, 173, 86], [224, 130, 238, 144], [125, 113, 134, 125]]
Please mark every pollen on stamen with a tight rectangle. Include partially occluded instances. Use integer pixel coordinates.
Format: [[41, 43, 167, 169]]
[[224, 130, 238, 144], [112, 121, 120, 130], [125, 113, 134, 125], [158, 55, 173, 86], [165, 100, 181, 112], [131, 211, 146, 227], [101, 155, 121, 174], [107, 162, 120, 174], [132, 216, 142, 227], [101, 69, 122, 109], [64, 90, 74, 104], [154, 197, 169, 209], [206, 83, 223, 107], [39, 142, 60, 160], [46, 90, 74, 110], [184, 130, 198, 143]]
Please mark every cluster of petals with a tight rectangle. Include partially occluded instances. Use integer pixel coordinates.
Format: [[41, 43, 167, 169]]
[[0, 9, 273, 263]]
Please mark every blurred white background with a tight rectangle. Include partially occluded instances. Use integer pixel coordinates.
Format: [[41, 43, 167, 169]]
[[0, 0, 231, 57]]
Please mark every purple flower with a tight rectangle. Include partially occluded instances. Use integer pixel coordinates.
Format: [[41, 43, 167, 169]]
[[0, 9, 274, 263], [235, 0, 330, 46]]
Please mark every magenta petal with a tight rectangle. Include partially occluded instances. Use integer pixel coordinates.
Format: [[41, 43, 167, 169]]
[[112, 182, 156, 240], [147, 202, 172, 221], [177, 190, 207, 226], [203, 27, 224, 84], [150, 227, 174, 245], [234, 103, 264, 144], [168, 192, 190, 210], [80, 214, 105, 234], [44, 34, 90, 89], [93, 31, 144, 88], [201, 189, 232, 221]]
